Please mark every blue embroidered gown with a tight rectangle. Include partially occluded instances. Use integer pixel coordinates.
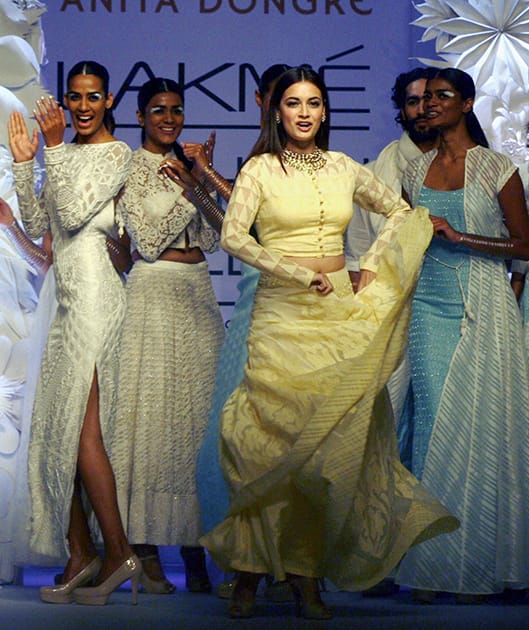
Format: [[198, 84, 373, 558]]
[[397, 150, 529, 594], [400, 186, 467, 479]]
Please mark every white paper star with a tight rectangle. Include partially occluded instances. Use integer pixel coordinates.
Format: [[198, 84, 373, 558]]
[[413, 0, 529, 89]]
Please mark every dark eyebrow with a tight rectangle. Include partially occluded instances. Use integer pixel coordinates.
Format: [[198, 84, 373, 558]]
[[66, 90, 103, 96]]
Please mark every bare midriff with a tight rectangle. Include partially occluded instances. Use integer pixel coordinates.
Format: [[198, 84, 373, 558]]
[[284, 253, 345, 274], [133, 246, 205, 264]]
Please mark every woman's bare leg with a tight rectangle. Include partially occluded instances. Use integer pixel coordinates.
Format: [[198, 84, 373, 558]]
[[71, 371, 132, 582], [61, 476, 99, 582]]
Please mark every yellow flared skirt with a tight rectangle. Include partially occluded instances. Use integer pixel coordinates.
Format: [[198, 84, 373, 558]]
[[200, 208, 458, 590]]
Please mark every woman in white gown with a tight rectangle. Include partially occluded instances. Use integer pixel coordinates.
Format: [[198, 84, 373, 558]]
[[8, 60, 139, 605]]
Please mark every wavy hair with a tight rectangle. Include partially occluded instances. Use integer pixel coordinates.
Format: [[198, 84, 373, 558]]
[[392, 66, 438, 127]]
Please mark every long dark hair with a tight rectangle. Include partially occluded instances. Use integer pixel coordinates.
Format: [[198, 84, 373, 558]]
[[67, 60, 115, 133], [257, 64, 291, 99], [248, 65, 330, 161], [429, 67, 489, 148], [137, 77, 193, 170]]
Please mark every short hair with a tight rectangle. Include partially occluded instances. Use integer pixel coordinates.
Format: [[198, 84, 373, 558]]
[[392, 66, 438, 126]]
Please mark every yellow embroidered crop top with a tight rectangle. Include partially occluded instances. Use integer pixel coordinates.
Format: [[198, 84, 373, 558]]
[[221, 151, 415, 287]]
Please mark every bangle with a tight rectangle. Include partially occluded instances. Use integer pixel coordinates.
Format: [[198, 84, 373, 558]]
[[5, 221, 48, 270], [191, 184, 224, 233], [202, 165, 233, 202], [458, 233, 514, 249]]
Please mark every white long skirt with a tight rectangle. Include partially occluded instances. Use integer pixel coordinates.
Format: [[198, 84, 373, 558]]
[[112, 259, 225, 546]]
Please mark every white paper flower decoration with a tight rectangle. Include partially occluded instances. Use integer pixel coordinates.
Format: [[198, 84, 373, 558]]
[[0, 3, 49, 152], [413, 0, 529, 89], [0, 0, 47, 65]]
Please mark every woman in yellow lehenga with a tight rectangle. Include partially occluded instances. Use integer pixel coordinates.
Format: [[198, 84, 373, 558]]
[[200, 66, 458, 620]]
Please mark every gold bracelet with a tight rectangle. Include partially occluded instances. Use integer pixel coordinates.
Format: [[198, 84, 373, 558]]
[[203, 165, 233, 202], [191, 184, 224, 233]]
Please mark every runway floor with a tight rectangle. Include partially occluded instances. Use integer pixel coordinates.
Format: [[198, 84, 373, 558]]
[[1, 564, 528, 630]]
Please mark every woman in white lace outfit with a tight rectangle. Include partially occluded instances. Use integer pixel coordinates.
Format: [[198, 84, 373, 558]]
[[8, 61, 140, 605], [111, 78, 225, 594]]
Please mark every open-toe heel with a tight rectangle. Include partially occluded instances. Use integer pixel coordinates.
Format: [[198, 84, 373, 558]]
[[227, 571, 262, 619], [138, 554, 176, 594]]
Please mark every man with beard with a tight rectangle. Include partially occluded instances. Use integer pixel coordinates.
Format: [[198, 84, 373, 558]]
[[345, 66, 438, 425]]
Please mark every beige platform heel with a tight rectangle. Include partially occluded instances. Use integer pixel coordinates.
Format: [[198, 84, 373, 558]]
[[73, 554, 141, 606]]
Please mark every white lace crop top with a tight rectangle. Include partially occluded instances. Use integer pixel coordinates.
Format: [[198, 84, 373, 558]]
[[117, 147, 219, 262], [221, 151, 416, 287]]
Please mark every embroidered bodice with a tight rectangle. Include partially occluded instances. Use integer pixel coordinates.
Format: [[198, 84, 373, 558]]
[[221, 151, 416, 287], [13, 141, 131, 240], [117, 147, 219, 262]]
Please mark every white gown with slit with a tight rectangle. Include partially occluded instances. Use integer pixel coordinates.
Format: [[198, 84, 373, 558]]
[[13, 141, 131, 559]]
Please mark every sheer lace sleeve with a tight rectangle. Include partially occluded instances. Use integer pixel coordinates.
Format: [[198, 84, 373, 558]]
[[188, 185, 221, 252], [44, 142, 131, 232], [12, 159, 50, 239], [353, 164, 417, 273], [221, 159, 316, 287], [194, 207, 220, 254], [118, 152, 197, 262]]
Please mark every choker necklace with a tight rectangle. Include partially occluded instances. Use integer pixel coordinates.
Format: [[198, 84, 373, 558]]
[[281, 147, 326, 174]]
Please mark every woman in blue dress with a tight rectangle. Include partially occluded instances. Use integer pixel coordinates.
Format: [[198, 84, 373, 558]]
[[396, 68, 529, 601]]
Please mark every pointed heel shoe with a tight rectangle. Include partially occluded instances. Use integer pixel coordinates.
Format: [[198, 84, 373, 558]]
[[40, 557, 102, 604], [74, 554, 141, 606]]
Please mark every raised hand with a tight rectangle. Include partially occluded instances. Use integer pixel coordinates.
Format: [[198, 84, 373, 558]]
[[181, 131, 216, 178], [33, 95, 67, 148], [8, 111, 39, 163], [204, 130, 215, 165]]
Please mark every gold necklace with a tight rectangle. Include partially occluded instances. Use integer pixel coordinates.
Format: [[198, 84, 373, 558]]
[[281, 147, 326, 174]]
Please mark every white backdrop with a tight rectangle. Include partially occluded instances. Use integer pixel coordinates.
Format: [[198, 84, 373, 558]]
[[43, 0, 429, 323]]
